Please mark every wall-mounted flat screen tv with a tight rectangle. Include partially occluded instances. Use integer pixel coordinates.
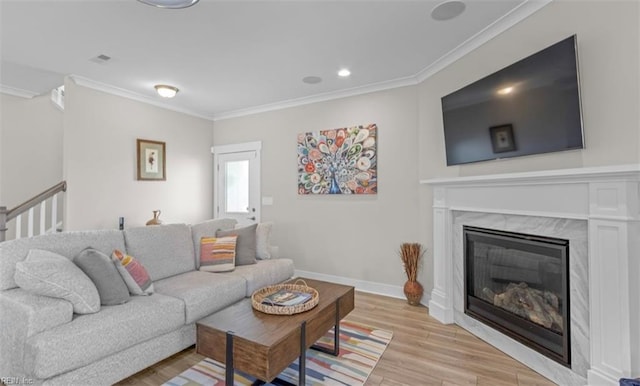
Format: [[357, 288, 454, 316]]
[[441, 35, 584, 166]]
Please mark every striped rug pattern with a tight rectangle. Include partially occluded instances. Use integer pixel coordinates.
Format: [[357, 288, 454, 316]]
[[163, 320, 392, 386]]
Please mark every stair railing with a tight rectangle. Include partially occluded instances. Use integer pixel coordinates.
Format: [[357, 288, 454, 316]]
[[0, 181, 67, 242]]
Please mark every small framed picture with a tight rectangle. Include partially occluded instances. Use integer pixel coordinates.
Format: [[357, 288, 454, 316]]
[[137, 139, 166, 181], [490, 124, 516, 153]]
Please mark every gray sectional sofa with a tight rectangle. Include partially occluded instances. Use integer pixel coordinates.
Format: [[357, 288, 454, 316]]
[[0, 219, 294, 385]]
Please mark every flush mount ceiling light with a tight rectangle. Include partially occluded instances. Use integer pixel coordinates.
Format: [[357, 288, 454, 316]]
[[155, 84, 179, 98], [431, 1, 466, 21], [137, 0, 199, 9], [337, 68, 351, 77]]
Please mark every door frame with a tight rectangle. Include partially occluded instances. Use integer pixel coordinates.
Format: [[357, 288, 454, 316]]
[[211, 141, 262, 223]]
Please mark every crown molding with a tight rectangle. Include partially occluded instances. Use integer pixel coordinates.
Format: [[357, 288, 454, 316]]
[[216, 0, 553, 121], [415, 0, 553, 82], [69, 75, 214, 121], [62, 0, 552, 122], [212, 75, 419, 121], [0, 84, 39, 99]]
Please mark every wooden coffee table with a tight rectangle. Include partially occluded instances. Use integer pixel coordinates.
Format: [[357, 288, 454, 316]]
[[196, 278, 355, 385]]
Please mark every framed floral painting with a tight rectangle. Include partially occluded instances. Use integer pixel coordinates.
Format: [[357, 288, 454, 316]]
[[137, 139, 166, 181], [297, 124, 377, 194]]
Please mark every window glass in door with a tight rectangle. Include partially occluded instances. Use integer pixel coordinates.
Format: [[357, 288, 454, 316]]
[[213, 143, 261, 226]]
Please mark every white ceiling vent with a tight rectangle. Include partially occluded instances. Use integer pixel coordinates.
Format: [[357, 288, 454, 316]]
[[90, 54, 112, 64], [51, 85, 64, 110]]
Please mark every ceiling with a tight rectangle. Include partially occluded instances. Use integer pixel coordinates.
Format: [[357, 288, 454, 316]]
[[0, 0, 547, 120]]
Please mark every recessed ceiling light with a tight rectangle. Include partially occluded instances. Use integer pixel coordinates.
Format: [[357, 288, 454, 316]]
[[302, 76, 323, 84], [137, 0, 199, 9], [155, 84, 179, 98], [431, 1, 466, 21], [338, 68, 351, 77]]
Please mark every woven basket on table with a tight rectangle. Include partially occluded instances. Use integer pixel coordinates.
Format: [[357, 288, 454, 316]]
[[251, 280, 319, 315]]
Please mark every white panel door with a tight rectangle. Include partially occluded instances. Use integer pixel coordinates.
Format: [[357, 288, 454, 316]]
[[212, 142, 261, 226]]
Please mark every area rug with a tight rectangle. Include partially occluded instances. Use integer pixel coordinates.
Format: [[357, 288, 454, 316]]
[[163, 320, 392, 386]]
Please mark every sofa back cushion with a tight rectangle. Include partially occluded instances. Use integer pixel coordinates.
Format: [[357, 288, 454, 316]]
[[0, 230, 126, 291], [123, 224, 195, 281]]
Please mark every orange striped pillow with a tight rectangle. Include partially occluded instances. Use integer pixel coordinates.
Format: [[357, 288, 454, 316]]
[[199, 236, 237, 272]]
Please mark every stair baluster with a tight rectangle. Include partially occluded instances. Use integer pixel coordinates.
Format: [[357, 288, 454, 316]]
[[0, 181, 67, 242]]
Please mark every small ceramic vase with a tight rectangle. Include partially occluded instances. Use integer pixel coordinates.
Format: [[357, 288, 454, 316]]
[[146, 210, 162, 226]]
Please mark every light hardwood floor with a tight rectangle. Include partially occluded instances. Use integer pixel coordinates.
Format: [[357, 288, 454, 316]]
[[117, 291, 557, 386]]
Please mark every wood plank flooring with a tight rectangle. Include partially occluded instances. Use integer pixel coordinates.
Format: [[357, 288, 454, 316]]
[[116, 291, 557, 386]]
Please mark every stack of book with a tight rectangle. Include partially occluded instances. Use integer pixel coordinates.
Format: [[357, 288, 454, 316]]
[[261, 288, 312, 307]]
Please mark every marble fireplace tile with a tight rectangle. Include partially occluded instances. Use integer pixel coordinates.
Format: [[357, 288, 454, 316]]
[[451, 211, 588, 385]]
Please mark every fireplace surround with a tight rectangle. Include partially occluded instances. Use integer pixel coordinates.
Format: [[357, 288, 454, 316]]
[[464, 225, 570, 366], [421, 165, 640, 386]]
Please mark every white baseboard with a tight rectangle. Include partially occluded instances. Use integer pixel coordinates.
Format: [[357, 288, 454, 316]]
[[587, 369, 619, 386], [294, 269, 431, 307]]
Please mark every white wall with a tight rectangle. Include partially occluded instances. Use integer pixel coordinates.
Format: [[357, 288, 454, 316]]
[[2, 1, 637, 296], [213, 86, 422, 289], [214, 1, 639, 295], [63, 79, 214, 230], [417, 0, 639, 293], [419, 0, 640, 179], [0, 93, 64, 208]]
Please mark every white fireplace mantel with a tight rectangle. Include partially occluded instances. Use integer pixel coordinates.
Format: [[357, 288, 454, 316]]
[[421, 164, 640, 385]]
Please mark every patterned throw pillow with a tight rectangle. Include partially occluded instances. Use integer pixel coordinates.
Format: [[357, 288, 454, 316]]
[[111, 249, 154, 295], [199, 236, 237, 272]]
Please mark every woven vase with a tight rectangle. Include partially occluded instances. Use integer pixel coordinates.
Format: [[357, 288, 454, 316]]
[[403, 280, 423, 306]]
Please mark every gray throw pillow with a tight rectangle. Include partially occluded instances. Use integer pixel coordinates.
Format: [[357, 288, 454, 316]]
[[217, 223, 257, 266], [14, 249, 100, 314], [74, 247, 130, 305]]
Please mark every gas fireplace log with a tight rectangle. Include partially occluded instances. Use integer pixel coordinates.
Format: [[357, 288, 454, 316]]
[[484, 282, 563, 332], [482, 287, 496, 302], [543, 291, 560, 309]]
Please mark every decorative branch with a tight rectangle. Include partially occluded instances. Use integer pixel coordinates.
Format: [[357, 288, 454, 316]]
[[399, 243, 424, 282]]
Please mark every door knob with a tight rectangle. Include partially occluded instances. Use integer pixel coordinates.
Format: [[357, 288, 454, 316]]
[[247, 216, 256, 221]]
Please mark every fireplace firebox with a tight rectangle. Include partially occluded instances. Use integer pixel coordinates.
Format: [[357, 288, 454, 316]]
[[464, 226, 570, 366]]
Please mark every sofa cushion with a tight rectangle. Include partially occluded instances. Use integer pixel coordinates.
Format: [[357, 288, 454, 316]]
[[153, 271, 246, 324], [123, 224, 195, 281], [256, 222, 273, 260], [112, 249, 155, 295], [0, 230, 126, 291], [221, 259, 295, 297], [74, 248, 130, 305], [14, 249, 100, 314], [43, 324, 196, 386], [24, 293, 184, 379], [199, 236, 237, 272], [191, 218, 237, 269], [217, 223, 257, 266], [0, 288, 73, 338]]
